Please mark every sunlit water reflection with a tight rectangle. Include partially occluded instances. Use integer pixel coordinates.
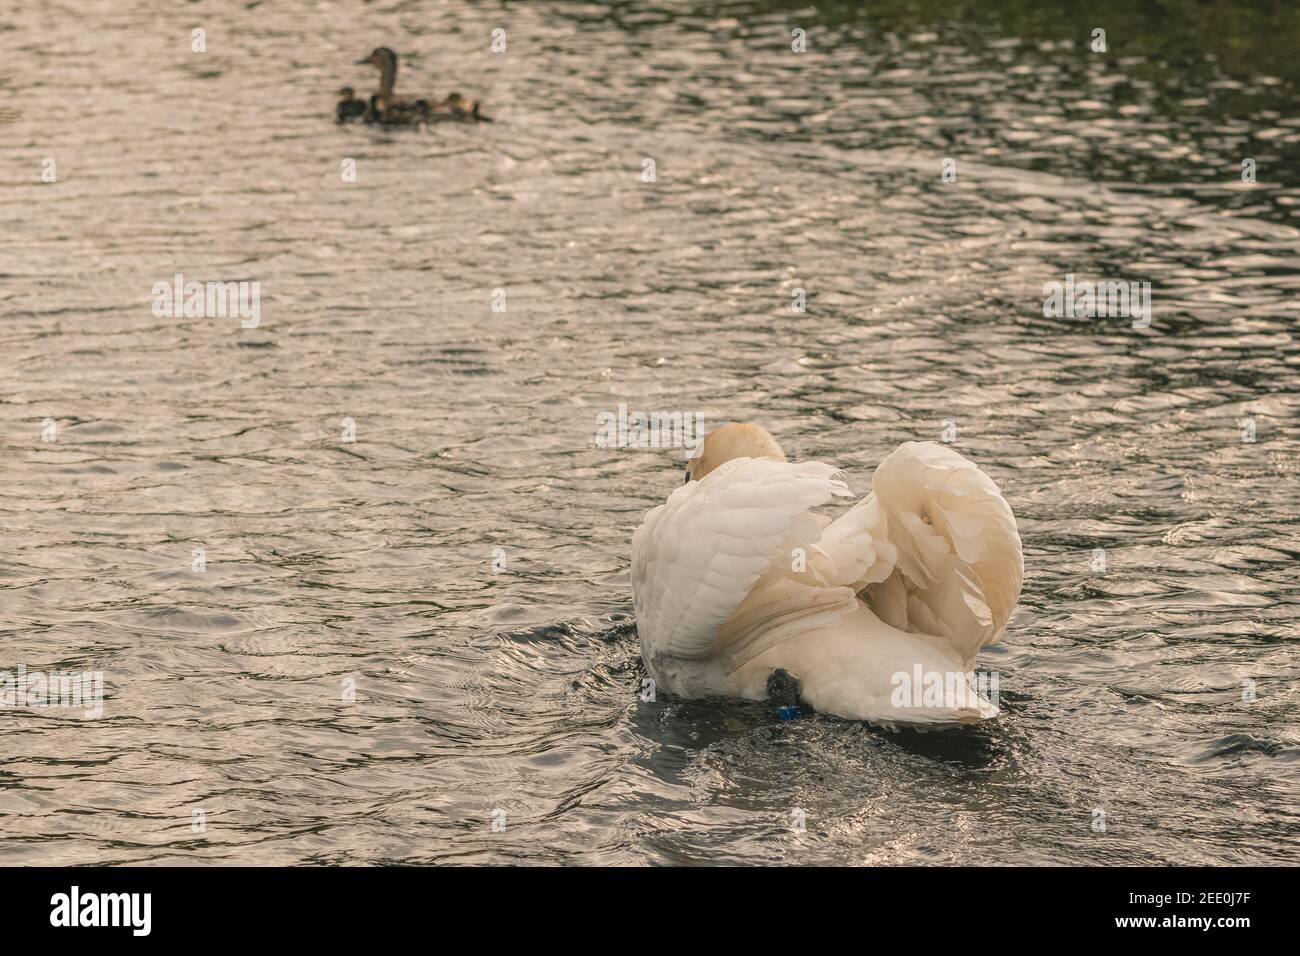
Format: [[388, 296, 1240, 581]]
[[0, 0, 1297, 864]]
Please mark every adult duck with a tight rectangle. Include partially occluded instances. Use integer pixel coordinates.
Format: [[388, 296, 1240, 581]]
[[630, 423, 1023, 727], [356, 47, 490, 124]]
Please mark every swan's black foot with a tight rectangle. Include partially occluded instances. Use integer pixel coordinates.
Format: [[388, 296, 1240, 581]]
[[767, 668, 802, 719]]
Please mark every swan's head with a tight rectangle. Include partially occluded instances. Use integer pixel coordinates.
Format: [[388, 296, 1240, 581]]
[[685, 422, 786, 483]]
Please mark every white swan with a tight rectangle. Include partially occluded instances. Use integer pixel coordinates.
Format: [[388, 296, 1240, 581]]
[[631, 423, 1023, 727]]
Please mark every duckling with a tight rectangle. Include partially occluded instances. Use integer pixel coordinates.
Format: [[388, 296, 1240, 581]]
[[336, 86, 367, 123], [436, 92, 492, 123], [355, 47, 489, 125]]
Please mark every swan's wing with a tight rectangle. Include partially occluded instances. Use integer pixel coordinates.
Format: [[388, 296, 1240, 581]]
[[631, 457, 853, 661], [816, 441, 1023, 665]]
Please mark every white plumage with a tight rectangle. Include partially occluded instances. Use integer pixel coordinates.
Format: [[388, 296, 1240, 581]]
[[631, 427, 1023, 727]]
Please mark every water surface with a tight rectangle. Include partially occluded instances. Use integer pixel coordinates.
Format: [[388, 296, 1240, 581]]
[[1, 0, 1298, 865]]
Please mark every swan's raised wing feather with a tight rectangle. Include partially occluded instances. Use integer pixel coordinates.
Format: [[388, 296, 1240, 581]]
[[631, 457, 852, 661], [817, 441, 1022, 665]]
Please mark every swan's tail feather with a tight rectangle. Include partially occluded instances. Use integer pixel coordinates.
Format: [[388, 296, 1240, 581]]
[[739, 604, 1002, 726]]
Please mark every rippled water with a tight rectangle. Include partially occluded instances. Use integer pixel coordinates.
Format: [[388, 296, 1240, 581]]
[[2, 0, 1298, 865]]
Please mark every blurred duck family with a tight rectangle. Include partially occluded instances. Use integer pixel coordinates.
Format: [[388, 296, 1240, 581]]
[[337, 47, 489, 126]]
